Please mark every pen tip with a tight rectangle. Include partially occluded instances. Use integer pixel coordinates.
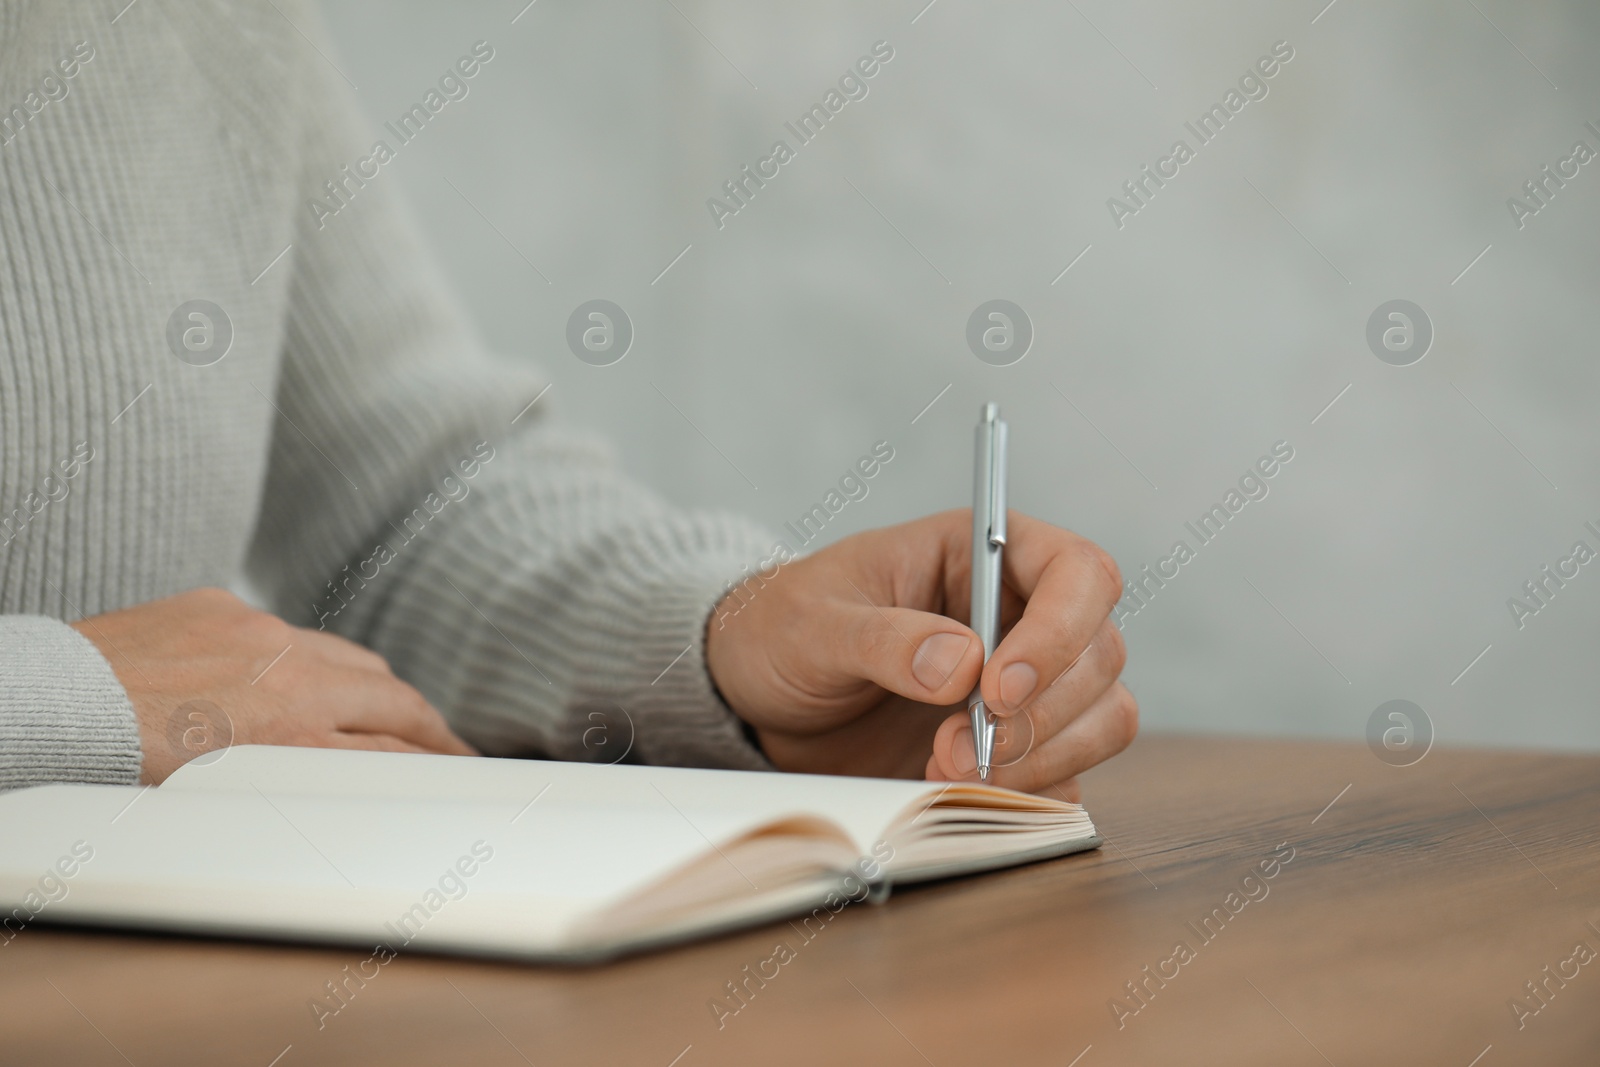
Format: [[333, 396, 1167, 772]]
[[977, 765, 989, 781]]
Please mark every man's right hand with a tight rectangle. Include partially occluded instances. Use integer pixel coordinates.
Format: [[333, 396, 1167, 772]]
[[70, 587, 476, 784]]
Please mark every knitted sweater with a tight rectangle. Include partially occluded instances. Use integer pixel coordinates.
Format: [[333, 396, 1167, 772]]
[[0, 0, 775, 789]]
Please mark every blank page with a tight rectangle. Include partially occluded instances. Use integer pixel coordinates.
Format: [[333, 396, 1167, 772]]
[[163, 746, 950, 857]]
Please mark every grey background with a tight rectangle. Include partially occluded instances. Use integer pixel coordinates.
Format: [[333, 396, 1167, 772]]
[[317, 0, 1600, 753]]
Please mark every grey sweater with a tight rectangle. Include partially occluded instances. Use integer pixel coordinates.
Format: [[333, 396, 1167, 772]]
[[0, 1, 775, 789]]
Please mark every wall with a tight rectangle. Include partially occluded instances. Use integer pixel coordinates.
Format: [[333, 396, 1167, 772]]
[[318, 0, 1600, 752]]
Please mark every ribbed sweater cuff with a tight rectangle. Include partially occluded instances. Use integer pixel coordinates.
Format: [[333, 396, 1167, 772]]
[[614, 554, 776, 772], [0, 617, 141, 791]]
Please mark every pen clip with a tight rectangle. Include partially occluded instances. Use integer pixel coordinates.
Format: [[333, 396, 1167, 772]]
[[988, 418, 1007, 547]]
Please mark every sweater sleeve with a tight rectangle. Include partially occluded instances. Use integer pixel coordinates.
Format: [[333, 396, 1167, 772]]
[[0, 617, 141, 790], [243, 12, 776, 770]]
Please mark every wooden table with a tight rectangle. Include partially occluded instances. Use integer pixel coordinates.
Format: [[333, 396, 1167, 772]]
[[2, 736, 1597, 1066]]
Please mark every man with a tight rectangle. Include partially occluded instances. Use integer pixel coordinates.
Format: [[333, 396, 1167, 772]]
[[0, 1, 1134, 797]]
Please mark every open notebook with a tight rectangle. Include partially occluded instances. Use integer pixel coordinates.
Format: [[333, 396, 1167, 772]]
[[0, 746, 1098, 962]]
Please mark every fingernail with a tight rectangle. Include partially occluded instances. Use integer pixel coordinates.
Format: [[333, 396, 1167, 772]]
[[999, 661, 1038, 713], [951, 728, 976, 774], [913, 632, 970, 691]]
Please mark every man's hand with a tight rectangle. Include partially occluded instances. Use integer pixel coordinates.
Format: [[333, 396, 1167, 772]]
[[705, 510, 1135, 798], [71, 588, 475, 784]]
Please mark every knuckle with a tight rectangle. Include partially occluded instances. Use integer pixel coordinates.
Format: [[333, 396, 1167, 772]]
[[320, 633, 393, 675], [355, 647, 394, 675], [394, 680, 437, 719], [1082, 542, 1123, 601], [1101, 623, 1129, 676], [858, 617, 906, 672], [1111, 686, 1140, 749], [237, 609, 291, 644], [188, 585, 243, 611], [412, 690, 441, 719]]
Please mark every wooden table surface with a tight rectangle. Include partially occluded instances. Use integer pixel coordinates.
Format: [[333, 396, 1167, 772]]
[[2, 735, 1597, 1066]]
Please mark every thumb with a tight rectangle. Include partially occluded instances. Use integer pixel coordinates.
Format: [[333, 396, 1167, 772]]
[[833, 603, 983, 705]]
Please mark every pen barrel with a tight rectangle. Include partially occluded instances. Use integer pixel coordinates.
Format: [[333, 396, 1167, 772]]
[[969, 521, 1003, 657], [968, 411, 1006, 712]]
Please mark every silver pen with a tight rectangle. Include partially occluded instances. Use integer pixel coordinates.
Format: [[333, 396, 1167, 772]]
[[968, 403, 1007, 781]]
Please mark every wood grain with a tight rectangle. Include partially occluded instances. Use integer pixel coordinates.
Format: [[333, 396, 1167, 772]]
[[2, 735, 1596, 1066]]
